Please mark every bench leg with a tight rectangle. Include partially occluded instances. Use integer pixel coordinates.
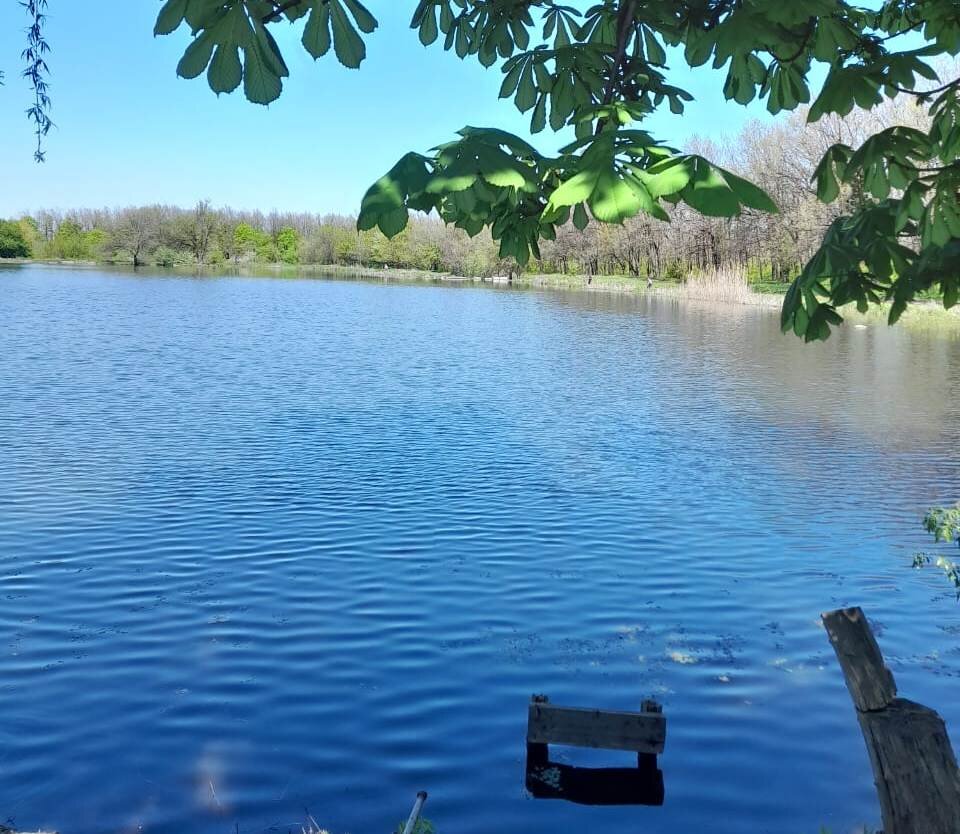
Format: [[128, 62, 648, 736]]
[[637, 751, 658, 776], [527, 742, 549, 768]]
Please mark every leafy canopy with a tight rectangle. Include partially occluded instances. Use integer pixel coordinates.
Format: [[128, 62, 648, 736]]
[[157, 0, 960, 340]]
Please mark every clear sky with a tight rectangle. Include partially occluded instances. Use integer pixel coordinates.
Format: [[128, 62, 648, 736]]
[[0, 2, 781, 218]]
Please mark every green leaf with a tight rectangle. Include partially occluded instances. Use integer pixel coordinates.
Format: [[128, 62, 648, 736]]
[[531, 94, 548, 133], [456, 126, 541, 159], [515, 64, 538, 112], [813, 153, 840, 203], [358, 152, 431, 235], [242, 43, 282, 104], [155, 0, 189, 36], [545, 167, 601, 212], [208, 44, 243, 94], [376, 208, 409, 237], [588, 168, 642, 223], [638, 157, 693, 198], [303, 3, 332, 58], [573, 202, 589, 230], [330, 0, 367, 67], [643, 27, 666, 65], [426, 159, 479, 193], [475, 145, 536, 190], [255, 24, 289, 77], [723, 170, 778, 213], [419, 5, 439, 45], [177, 30, 217, 79], [342, 0, 378, 34], [681, 157, 739, 217]]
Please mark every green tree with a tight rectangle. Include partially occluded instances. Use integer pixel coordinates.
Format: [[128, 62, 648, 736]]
[[276, 226, 301, 264], [232, 221, 269, 263], [17, 216, 41, 255], [48, 220, 88, 259], [156, 0, 960, 340], [83, 228, 107, 259], [0, 219, 32, 258]]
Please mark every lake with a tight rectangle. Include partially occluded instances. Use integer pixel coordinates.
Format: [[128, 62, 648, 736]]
[[3, 264, 960, 834]]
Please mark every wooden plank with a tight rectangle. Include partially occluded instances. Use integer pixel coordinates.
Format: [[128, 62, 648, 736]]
[[527, 702, 665, 754], [858, 699, 960, 834], [822, 606, 896, 711]]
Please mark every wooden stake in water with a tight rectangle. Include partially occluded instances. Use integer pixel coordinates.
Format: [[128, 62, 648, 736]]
[[400, 791, 428, 834], [823, 606, 960, 834]]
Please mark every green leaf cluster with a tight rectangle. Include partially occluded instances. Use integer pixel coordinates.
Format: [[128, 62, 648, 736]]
[[914, 504, 960, 599], [159, 0, 960, 339], [156, 0, 377, 103], [358, 123, 779, 267]]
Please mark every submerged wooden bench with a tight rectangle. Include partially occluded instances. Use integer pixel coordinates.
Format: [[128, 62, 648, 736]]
[[525, 695, 667, 805], [526, 695, 666, 767]]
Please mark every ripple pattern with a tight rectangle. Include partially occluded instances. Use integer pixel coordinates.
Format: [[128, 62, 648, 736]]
[[2, 265, 960, 834]]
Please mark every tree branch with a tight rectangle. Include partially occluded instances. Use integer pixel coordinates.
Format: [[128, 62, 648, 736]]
[[263, 0, 312, 24], [601, 0, 638, 105], [770, 18, 815, 64], [889, 77, 960, 98], [594, 0, 637, 134]]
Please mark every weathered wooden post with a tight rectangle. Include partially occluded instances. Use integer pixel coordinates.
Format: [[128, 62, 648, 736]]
[[823, 606, 960, 834], [637, 699, 662, 777]]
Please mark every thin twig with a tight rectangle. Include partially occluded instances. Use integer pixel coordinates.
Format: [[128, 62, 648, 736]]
[[770, 19, 816, 64], [262, 0, 311, 24], [889, 77, 960, 98], [601, 0, 638, 106], [594, 0, 638, 135]]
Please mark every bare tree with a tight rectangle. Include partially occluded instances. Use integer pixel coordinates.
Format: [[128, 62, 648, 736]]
[[109, 206, 162, 267]]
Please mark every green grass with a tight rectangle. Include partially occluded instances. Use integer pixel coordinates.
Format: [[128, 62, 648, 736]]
[[749, 280, 791, 295], [841, 299, 960, 336]]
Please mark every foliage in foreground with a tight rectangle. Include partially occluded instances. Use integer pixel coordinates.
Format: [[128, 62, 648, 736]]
[[394, 817, 435, 834], [149, 0, 960, 342], [914, 504, 960, 597]]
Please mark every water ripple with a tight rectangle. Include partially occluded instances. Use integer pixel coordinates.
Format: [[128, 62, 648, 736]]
[[2, 265, 960, 834]]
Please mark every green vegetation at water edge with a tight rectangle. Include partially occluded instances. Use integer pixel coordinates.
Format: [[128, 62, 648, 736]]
[[914, 504, 960, 596], [0, 220, 32, 259]]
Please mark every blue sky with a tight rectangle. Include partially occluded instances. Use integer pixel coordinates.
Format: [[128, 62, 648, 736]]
[[0, 2, 782, 217]]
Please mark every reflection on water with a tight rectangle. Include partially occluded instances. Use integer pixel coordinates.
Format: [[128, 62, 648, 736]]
[[2, 265, 960, 834], [525, 758, 665, 806]]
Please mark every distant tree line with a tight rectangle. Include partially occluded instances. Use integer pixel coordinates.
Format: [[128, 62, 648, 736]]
[[0, 94, 930, 284]]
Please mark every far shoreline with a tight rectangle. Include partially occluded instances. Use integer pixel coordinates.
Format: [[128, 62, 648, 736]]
[[5, 258, 959, 336]]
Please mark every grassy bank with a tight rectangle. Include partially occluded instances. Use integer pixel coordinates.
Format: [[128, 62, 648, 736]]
[[268, 262, 782, 301], [319, 264, 960, 335]]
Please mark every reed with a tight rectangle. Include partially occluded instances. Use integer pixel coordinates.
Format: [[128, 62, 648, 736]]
[[677, 266, 757, 305]]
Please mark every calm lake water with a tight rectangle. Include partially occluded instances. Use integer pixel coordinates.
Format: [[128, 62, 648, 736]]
[[3, 264, 960, 834]]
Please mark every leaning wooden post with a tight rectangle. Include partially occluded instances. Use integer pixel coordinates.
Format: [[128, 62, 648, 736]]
[[823, 606, 960, 834]]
